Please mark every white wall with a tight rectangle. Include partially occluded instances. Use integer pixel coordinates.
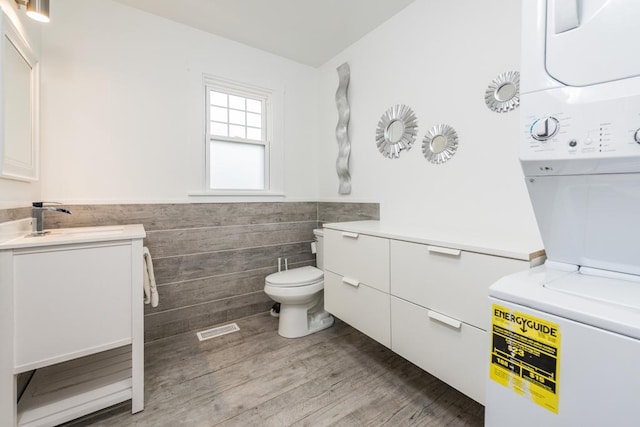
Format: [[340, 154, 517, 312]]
[[0, 0, 41, 208], [39, 0, 318, 203], [9, 0, 542, 248], [317, 0, 542, 245]]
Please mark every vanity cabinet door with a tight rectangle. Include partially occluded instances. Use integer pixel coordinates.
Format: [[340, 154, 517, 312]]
[[324, 270, 391, 348], [324, 229, 389, 292], [391, 240, 528, 330], [14, 243, 133, 371], [391, 296, 486, 404]]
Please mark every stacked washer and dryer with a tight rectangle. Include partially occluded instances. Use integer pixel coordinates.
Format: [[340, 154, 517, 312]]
[[486, 1, 640, 425]]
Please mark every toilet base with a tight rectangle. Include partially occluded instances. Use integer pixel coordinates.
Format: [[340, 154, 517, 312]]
[[277, 305, 334, 338]]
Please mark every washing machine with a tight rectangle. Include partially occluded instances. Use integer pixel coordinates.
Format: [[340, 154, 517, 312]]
[[486, 1, 640, 425]]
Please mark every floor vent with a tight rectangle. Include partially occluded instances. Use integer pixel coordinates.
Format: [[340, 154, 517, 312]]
[[196, 323, 240, 341]]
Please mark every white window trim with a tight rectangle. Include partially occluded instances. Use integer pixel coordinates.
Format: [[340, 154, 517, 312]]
[[196, 74, 284, 197]]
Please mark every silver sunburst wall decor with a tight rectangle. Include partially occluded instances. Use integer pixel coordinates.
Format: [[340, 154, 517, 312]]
[[484, 71, 520, 113], [422, 124, 459, 164], [375, 104, 418, 159]]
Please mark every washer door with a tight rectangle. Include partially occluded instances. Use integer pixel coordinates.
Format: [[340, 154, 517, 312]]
[[545, 0, 640, 86]]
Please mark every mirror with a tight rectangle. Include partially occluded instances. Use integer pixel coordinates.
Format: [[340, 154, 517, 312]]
[[495, 82, 517, 102], [485, 71, 520, 113], [385, 120, 405, 144], [430, 135, 448, 154], [422, 124, 459, 164], [375, 104, 418, 159], [0, 12, 39, 181]]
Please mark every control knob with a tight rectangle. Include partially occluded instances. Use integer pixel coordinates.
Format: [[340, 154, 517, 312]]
[[531, 117, 559, 141], [634, 128, 640, 144]]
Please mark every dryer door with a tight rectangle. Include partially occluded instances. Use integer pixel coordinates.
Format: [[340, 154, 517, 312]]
[[545, 0, 640, 87]]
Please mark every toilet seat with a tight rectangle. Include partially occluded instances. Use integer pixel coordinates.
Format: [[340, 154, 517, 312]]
[[265, 266, 323, 288]]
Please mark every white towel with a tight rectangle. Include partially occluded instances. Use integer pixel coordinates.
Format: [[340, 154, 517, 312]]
[[143, 246, 159, 308]]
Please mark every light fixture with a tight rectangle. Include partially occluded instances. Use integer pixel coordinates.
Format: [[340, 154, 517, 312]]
[[15, 0, 50, 23]]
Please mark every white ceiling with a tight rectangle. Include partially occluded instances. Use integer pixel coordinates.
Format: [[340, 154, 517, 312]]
[[112, 0, 416, 67]]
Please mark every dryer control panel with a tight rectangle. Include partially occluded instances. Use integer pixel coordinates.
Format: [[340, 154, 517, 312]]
[[520, 88, 640, 176]]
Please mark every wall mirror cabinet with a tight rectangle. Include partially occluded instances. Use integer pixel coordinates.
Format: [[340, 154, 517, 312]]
[[0, 11, 39, 182]]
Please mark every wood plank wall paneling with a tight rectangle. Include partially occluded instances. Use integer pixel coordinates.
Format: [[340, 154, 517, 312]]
[[145, 221, 317, 258], [0, 206, 31, 223], [43, 202, 317, 230], [154, 242, 313, 283], [1, 201, 379, 342], [318, 202, 379, 224]]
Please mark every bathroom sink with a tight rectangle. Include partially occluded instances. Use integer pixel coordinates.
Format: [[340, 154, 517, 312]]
[[0, 223, 145, 250]]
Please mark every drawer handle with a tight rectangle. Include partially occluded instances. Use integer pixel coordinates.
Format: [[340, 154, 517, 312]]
[[427, 310, 462, 329], [341, 277, 360, 288], [341, 232, 360, 239], [427, 246, 461, 257]]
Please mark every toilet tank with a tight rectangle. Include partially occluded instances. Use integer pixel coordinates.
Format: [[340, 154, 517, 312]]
[[313, 229, 324, 269]]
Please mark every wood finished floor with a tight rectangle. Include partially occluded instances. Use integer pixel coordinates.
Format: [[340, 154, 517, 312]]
[[63, 313, 484, 427]]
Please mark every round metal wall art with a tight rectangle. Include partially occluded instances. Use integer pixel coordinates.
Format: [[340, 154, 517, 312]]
[[484, 71, 520, 113], [422, 124, 459, 164], [375, 104, 418, 159]]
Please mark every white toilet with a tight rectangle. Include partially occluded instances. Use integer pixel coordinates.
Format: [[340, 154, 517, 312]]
[[264, 229, 334, 338]]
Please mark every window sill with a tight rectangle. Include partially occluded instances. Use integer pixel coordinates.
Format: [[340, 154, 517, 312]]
[[188, 191, 285, 198]]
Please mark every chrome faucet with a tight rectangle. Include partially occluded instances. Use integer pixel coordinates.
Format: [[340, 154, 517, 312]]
[[31, 202, 72, 236]]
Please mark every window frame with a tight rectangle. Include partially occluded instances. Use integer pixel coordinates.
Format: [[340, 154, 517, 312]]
[[203, 75, 274, 193]]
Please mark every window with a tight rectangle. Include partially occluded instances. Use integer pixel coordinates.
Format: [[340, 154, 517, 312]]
[[205, 77, 273, 192]]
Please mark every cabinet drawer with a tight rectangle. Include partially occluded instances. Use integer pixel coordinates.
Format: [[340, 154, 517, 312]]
[[14, 244, 133, 370], [391, 296, 486, 404], [391, 240, 528, 329], [325, 270, 390, 348], [324, 229, 389, 292]]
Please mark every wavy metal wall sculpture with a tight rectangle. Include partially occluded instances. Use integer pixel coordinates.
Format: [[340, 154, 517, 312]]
[[335, 62, 352, 195]]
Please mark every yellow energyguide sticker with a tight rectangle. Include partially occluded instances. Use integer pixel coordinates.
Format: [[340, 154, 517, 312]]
[[490, 303, 561, 414]]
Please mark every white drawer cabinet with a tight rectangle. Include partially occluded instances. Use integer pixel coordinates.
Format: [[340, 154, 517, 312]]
[[14, 243, 133, 370], [0, 223, 146, 427], [391, 296, 486, 404], [324, 229, 389, 293], [322, 220, 544, 404], [324, 270, 390, 347], [391, 240, 530, 330]]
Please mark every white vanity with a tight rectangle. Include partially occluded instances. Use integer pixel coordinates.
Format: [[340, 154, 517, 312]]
[[323, 220, 544, 404], [0, 219, 146, 427]]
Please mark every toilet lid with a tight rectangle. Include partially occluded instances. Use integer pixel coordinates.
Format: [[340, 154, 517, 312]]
[[265, 266, 323, 287]]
